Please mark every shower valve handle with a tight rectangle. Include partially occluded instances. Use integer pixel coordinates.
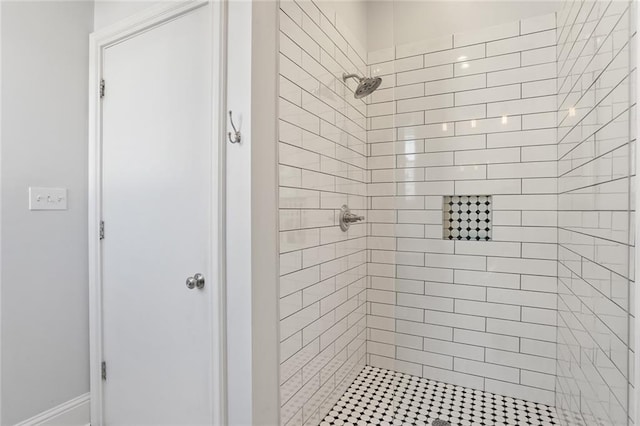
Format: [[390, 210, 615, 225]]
[[339, 205, 365, 232], [343, 212, 365, 223]]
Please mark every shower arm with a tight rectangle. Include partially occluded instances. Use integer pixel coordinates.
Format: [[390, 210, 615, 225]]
[[342, 73, 363, 83]]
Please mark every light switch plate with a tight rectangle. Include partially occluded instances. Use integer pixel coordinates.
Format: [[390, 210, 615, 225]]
[[29, 187, 68, 210]]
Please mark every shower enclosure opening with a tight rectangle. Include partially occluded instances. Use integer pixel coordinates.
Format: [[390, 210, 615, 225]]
[[277, 1, 635, 425]]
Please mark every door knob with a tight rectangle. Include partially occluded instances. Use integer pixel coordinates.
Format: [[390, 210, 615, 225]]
[[194, 273, 205, 289], [186, 276, 197, 289], [186, 274, 205, 290]]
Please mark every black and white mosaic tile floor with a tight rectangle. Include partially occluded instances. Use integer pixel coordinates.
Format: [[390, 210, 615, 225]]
[[321, 366, 559, 426]]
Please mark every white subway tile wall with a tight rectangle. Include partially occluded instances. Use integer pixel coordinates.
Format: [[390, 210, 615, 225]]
[[278, 1, 368, 425], [555, 1, 634, 426], [366, 12, 560, 409]]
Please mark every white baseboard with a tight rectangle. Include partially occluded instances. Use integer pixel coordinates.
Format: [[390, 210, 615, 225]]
[[13, 393, 90, 426]]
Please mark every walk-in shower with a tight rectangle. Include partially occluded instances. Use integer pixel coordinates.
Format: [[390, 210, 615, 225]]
[[278, 0, 636, 425]]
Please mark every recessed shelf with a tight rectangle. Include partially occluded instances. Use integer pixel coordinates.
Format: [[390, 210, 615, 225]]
[[443, 195, 492, 241]]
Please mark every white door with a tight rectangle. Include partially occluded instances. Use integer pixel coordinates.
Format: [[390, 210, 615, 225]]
[[101, 5, 215, 425]]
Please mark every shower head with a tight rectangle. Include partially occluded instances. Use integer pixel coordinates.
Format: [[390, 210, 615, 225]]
[[342, 73, 382, 99]]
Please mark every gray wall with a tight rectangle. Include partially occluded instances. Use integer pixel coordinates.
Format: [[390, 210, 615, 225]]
[[0, 1, 94, 424], [93, 1, 162, 30]]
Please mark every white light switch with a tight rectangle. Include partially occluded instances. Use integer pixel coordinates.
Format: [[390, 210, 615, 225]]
[[29, 187, 68, 211]]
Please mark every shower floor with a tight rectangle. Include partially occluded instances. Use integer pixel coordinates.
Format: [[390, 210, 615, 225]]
[[321, 366, 558, 426]]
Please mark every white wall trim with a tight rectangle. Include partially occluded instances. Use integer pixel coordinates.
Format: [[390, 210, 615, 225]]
[[12, 393, 90, 426], [224, 2, 254, 423], [634, 4, 639, 424], [88, 2, 227, 425], [224, 1, 280, 423], [250, 1, 280, 423], [0, 0, 4, 421]]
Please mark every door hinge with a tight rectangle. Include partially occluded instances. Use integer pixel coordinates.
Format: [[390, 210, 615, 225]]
[[100, 221, 105, 240], [100, 79, 105, 99], [101, 361, 107, 381]]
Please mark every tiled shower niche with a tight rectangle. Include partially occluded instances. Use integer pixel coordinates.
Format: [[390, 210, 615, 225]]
[[443, 195, 492, 241]]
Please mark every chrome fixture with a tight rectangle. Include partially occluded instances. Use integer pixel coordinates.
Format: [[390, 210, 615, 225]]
[[186, 273, 205, 290], [342, 73, 382, 99], [228, 110, 241, 144], [339, 205, 365, 232]]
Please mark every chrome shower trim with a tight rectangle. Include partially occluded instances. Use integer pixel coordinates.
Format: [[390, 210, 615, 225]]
[[339, 205, 365, 232], [342, 72, 382, 99], [342, 72, 363, 83]]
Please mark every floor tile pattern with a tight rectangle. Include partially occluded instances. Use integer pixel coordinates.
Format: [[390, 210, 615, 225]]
[[321, 366, 558, 426]]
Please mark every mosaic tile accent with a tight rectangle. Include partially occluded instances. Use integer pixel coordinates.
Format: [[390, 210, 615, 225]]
[[443, 196, 492, 241], [322, 366, 558, 426]]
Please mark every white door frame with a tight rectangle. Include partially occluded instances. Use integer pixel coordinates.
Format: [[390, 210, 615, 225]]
[[88, 1, 227, 424]]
